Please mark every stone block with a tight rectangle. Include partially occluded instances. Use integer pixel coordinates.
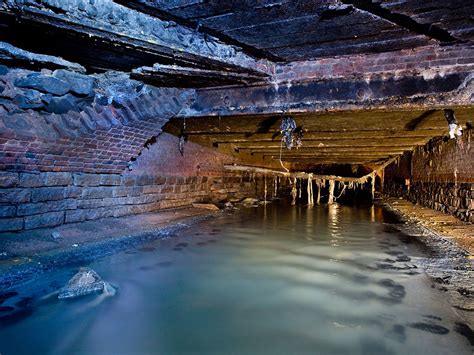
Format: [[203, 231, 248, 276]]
[[136, 175, 154, 186], [24, 211, 64, 230], [112, 186, 128, 197], [81, 187, 114, 199], [44, 172, 73, 186], [65, 208, 113, 223], [19, 173, 44, 187], [154, 176, 166, 185], [0, 172, 18, 188], [161, 186, 174, 193], [15, 74, 71, 96], [99, 174, 122, 186], [122, 176, 136, 186], [0, 189, 30, 203], [0, 206, 16, 218], [31, 187, 66, 202], [0, 218, 23, 232], [128, 186, 144, 197], [0, 64, 8, 76], [17, 199, 78, 216], [65, 187, 81, 199], [166, 177, 177, 184], [13, 90, 44, 110], [77, 197, 118, 209], [53, 70, 95, 96], [46, 93, 93, 114], [74, 173, 102, 187], [65, 210, 87, 223], [143, 185, 161, 194], [112, 206, 131, 218]]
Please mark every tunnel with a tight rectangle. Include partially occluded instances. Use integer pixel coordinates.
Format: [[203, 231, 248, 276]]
[[0, 1, 473, 353]]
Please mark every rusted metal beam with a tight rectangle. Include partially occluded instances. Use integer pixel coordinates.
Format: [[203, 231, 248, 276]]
[[184, 71, 472, 117]]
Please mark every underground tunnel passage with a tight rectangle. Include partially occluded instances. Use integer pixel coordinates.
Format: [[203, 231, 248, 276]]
[[0, 0, 473, 354]]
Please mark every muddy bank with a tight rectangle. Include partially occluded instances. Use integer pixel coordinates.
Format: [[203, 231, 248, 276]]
[[0, 207, 218, 290], [380, 196, 473, 327]]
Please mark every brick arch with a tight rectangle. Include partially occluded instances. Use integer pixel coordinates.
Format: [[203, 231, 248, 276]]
[[0, 88, 194, 174]]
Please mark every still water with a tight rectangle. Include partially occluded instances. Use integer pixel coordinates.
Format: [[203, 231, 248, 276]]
[[0, 204, 472, 354]]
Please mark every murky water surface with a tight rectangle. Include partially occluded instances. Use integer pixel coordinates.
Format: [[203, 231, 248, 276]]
[[0, 204, 472, 354]]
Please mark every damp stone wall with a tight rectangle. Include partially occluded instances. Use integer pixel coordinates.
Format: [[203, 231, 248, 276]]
[[0, 171, 266, 232], [0, 65, 269, 233], [385, 129, 473, 222]]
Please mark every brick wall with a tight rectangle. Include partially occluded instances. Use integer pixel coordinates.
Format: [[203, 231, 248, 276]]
[[274, 44, 474, 83], [126, 132, 242, 177], [385, 129, 473, 222]]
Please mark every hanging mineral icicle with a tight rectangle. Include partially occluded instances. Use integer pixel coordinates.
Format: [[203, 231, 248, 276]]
[[328, 180, 335, 204], [307, 174, 314, 206], [371, 172, 376, 200], [298, 178, 302, 199], [264, 174, 267, 203], [273, 176, 278, 198], [316, 179, 321, 205], [291, 177, 297, 205], [178, 117, 187, 156]]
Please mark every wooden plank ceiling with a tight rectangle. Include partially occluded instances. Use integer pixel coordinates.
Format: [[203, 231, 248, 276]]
[[118, 0, 474, 61], [164, 108, 474, 167]]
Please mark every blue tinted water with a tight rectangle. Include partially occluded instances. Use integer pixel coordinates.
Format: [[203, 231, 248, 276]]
[[0, 204, 472, 354]]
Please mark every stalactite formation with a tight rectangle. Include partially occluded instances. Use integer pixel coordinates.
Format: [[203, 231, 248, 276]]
[[291, 177, 297, 205], [328, 180, 336, 204], [264, 174, 268, 203], [307, 174, 314, 206], [273, 176, 278, 198], [298, 178, 302, 199]]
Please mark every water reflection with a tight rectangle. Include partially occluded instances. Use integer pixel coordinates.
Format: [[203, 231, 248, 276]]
[[0, 204, 471, 355]]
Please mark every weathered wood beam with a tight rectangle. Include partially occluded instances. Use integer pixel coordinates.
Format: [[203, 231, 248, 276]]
[[114, 0, 284, 61], [224, 137, 429, 148], [258, 150, 410, 157], [0, 2, 264, 74], [224, 157, 397, 182], [131, 64, 268, 88], [175, 130, 446, 140]]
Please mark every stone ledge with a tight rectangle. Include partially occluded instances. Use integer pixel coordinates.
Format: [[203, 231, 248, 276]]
[[0, 207, 217, 290]]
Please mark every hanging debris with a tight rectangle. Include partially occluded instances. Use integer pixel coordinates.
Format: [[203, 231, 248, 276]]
[[444, 109, 463, 139], [279, 115, 303, 150], [334, 182, 347, 202], [178, 117, 188, 156]]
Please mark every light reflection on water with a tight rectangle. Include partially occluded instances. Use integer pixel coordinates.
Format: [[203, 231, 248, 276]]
[[0, 203, 472, 355]]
